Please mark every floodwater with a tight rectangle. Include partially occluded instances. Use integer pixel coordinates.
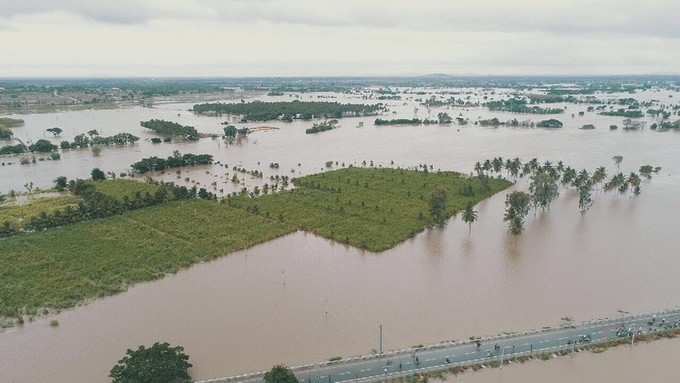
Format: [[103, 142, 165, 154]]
[[1, 89, 680, 382]]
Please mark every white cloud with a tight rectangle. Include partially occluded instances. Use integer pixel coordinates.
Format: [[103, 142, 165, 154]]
[[1, 0, 679, 76]]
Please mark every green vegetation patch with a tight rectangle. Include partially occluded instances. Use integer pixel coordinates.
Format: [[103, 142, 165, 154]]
[[230, 168, 510, 252], [91, 179, 161, 200], [485, 99, 564, 114], [140, 119, 199, 140], [0, 168, 509, 319], [0, 194, 80, 229], [0, 117, 24, 129], [0, 200, 294, 318], [192, 100, 382, 121]]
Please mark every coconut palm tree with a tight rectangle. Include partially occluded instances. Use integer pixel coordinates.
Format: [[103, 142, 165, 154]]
[[612, 155, 623, 170], [461, 204, 478, 233]]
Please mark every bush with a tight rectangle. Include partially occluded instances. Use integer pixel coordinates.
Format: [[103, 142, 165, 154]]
[[29, 139, 57, 153], [91, 168, 106, 181], [110, 342, 192, 383]]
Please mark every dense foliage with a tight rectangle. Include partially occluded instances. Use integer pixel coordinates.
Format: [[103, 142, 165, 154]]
[[110, 342, 192, 383], [0, 178, 214, 238], [0, 127, 12, 140], [0, 117, 24, 129], [264, 366, 299, 383], [193, 100, 383, 121], [60, 132, 139, 149], [130, 151, 213, 174], [28, 139, 57, 153], [536, 119, 564, 128], [485, 99, 564, 114], [374, 118, 437, 125], [600, 109, 644, 118], [305, 120, 338, 134], [140, 119, 199, 140], [0, 144, 26, 155]]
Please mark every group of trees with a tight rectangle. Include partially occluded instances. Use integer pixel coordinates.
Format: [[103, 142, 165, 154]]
[[0, 127, 13, 140], [1, 171, 216, 237], [130, 151, 213, 174], [485, 98, 564, 114], [305, 120, 338, 134], [536, 119, 564, 129], [193, 100, 383, 121], [59, 132, 140, 150], [473, 156, 660, 234], [2, 130, 140, 156], [0, 144, 27, 155], [140, 119, 199, 141], [0, 118, 23, 139], [374, 118, 438, 126], [600, 109, 644, 118], [0, 139, 57, 155]]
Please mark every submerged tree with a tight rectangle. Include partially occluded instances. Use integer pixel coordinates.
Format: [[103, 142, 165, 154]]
[[577, 177, 594, 214], [529, 170, 560, 211], [612, 155, 623, 170], [46, 127, 63, 137], [628, 172, 642, 195], [504, 191, 531, 235], [461, 204, 478, 233], [430, 188, 448, 225], [591, 167, 607, 188], [604, 173, 626, 193]]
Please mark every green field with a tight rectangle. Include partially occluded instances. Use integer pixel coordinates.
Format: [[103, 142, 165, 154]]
[[91, 179, 161, 200], [0, 179, 160, 230], [0, 117, 24, 129], [0, 168, 510, 320], [231, 168, 510, 251], [0, 200, 294, 318], [0, 194, 80, 229]]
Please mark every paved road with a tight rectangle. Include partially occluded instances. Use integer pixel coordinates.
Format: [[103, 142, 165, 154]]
[[197, 308, 680, 383]]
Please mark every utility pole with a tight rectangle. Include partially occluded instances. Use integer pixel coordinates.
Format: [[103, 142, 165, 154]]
[[379, 323, 383, 355]]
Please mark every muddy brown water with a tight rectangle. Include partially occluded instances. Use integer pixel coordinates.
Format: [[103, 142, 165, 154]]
[[1, 89, 680, 382]]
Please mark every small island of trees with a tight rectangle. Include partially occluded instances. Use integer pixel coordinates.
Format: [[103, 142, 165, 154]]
[[130, 151, 213, 174], [485, 98, 564, 114], [192, 100, 383, 121], [140, 119, 199, 141], [536, 119, 564, 128], [306, 120, 339, 134]]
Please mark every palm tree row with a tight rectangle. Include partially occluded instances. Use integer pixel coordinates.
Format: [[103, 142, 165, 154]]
[[472, 156, 661, 234]]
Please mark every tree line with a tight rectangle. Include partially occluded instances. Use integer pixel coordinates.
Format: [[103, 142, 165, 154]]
[[193, 100, 384, 122], [0, 170, 216, 238], [140, 119, 199, 141], [130, 151, 213, 174], [472, 156, 660, 234]]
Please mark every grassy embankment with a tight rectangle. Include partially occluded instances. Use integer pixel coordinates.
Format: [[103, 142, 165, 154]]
[[0, 168, 510, 321]]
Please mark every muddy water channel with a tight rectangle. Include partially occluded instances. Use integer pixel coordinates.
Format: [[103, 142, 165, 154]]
[[2, 89, 680, 382]]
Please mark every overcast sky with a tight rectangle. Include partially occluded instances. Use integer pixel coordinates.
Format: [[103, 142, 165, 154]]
[[1, 0, 679, 77]]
